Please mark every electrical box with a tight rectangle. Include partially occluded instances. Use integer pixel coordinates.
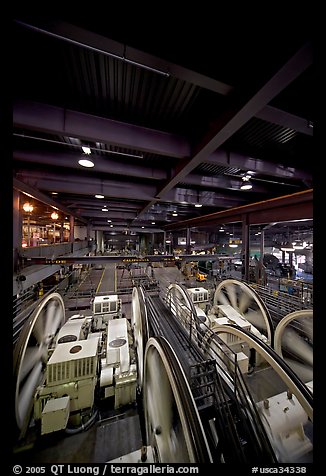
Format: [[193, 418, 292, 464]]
[[93, 295, 121, 315], [187, 287, 209, 303], [41, 396, 70, 435]]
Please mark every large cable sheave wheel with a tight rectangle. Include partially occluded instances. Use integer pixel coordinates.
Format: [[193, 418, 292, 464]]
[[131, 286, 149, 391], [13, 292, 65, 437], [274, 310, 313, 384], [143, 337, 212, 463], [209, 324, 313, 463], [213, 278, 274, 345]]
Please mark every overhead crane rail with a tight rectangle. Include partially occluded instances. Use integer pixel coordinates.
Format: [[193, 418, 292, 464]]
[[21, 253, 234, 266]]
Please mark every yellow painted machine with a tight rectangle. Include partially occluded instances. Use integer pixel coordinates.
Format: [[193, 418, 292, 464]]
[[196, 270, 207, 282]]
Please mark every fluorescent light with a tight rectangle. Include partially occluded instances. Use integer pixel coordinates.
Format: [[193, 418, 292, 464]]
[[95, 194, 104, 199], [229, 244, 238, 248], [78, 158, 94, 168], [22, 192, 35, 199], [82, 146, 91, 154]]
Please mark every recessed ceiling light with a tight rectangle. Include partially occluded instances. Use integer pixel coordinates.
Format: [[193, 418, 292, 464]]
[[240, 183, 252, 190], [152, 222, 155, 225], [102, 208, 108, 212], [195, 204, 202, 208], [107, 219, 112, 223], [51, 192, 58, 195], [78, 158, 94, 168], [95, 194, 104, 199]]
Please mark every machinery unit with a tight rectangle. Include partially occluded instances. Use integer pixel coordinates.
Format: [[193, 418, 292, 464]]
[[13, 291, 137, 438], [92, 294, 122, 330], [100, 318, 137, 409], [257, 386, 313, 462], [186, 287, 210, 310], [34, 337, 99, 427], [41, 396, 70, 435], [56, 314, 89, 344]]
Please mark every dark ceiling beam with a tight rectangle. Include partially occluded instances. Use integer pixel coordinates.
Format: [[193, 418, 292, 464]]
[[13, 103, 312, 183], [15, 171, 158, 201], [14, 148, 311, 187], [13, 177, 89, 224], [15, 149, 300, 195], [203, 149, 312, 181], [78, 210, 137, 219], [13, 100, 190, 159], [154, 42, 313, 200], [13, 149, 168, 181], [256, 105, 313, 136], [159, 188, 247, 208], [62, 199, 143, 211], [16, 20, 233, 96], [183, 174, 283, 193], [164, 189, 313, 231]]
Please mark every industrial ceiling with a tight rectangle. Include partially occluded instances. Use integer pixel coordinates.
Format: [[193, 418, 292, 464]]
[[13, 15, 313, 240]]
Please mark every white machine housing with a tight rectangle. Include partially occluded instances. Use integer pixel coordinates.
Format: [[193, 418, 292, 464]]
[[100, 318, 137, 409], [56, 315, 88, 344], [187, 287, 210, 310], [32, 293, 137, 436], [207, 303, 269, 369], [257, 387, 313, 462], [92, 294, 122, 330], [35, 338, 99, 432]]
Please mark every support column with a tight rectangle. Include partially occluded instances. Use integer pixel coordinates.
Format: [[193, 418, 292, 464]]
[[13, 189, 22, 272], [163, 231, 167, 254], [60, 221, 64, 243], [87, 223, 91, 241], [241, 215, 250, 282], [96, 230, 104, 253], [69, 216, 74, 242], [186, 227, 191, 254]]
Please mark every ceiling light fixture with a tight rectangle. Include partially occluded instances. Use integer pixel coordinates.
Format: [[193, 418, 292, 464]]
[[240, 176, 252, 190], [81, 146, 91, 155], [78, 157, 95, 168], [195, 204, 202, 208], [95, 194, 104, 199]]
